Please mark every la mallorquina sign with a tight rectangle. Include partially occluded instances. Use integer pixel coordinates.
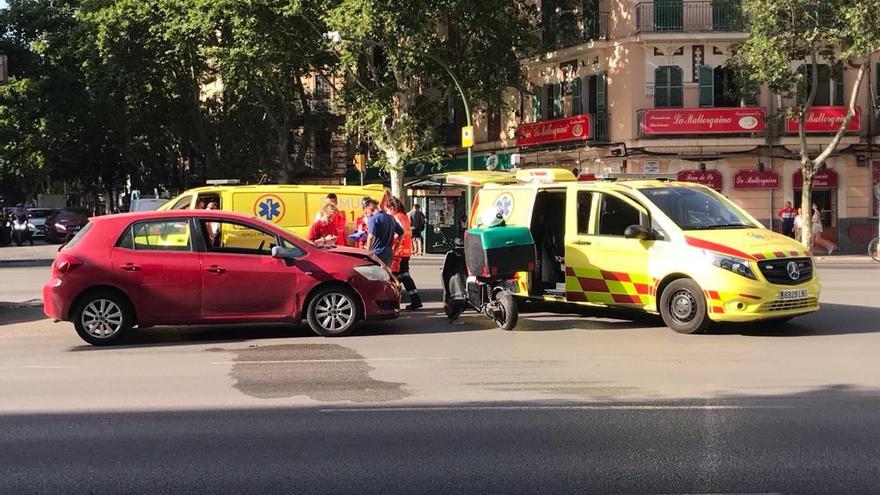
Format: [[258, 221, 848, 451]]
[[516, 115, 591, 147], [641, 107, 766, 136]]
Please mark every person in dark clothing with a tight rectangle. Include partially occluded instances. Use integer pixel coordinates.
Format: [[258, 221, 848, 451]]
[[363, 197, 402, 265], [408, 203, 426, 256], [777, 200, 796, 238]]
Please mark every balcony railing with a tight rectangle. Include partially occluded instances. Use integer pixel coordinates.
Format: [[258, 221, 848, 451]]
[[591, 111, 610, 142], [635, 1, 743, 33]]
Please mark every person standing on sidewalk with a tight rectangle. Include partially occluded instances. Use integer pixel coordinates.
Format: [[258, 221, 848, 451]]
[[388, 197, 422, 310], [408, 203, 426, 256], [777, 200, 796, 238]]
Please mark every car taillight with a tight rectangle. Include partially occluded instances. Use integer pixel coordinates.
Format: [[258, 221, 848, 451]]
[[55, 255, 83, 274]]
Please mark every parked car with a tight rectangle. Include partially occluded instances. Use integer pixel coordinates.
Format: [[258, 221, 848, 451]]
[[43, 210, 400, 345], [45, 208, 89, 243], [27, 208, 54, 239], [129, 197, 169, 212]]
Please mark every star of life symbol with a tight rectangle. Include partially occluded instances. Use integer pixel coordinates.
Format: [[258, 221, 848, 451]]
[[494, 193, 514, 220], [255, 195, 285, 223]]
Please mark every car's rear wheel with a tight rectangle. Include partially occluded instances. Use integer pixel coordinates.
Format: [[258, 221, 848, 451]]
[[73, 291, 134, 346], [659, 279, 711, 334], [307, 287, 360, 337]]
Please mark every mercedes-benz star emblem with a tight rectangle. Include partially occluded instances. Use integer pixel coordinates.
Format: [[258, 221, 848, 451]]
[[787, 261, 801, 281]]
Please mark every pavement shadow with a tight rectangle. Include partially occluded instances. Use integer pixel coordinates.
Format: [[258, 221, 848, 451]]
[[65, 323, 315, 351], [714, 302, 880, 337], [0, 301, 46, 326]]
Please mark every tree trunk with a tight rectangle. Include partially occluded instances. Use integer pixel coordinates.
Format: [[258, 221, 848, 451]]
[[799, 163, 814, 251], [389, 168, 405, 200]]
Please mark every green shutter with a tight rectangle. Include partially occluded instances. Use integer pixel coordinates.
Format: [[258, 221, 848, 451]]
[[670, 67, 683, 107], [655, 0, 683, 31], [596, 72, 607, 112], [572, 78, 583, 115], [553, 84, 563, 118], [834, 69, 844, 106], [699, 65, 714, 107], [532, 90, 541, 122], [655, 67, 669, 108]]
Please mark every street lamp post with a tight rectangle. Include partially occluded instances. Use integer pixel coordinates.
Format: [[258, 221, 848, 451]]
[[323, 32, 473, 215]]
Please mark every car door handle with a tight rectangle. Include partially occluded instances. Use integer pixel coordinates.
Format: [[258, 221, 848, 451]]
[[205, 265, 226, 274], [121, 263, 141, 272], [573, 240, 592, 246]]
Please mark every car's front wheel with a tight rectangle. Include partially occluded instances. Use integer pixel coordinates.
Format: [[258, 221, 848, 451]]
[[73, 291, 134, 346], [306, 287, 360, 337], [659, 278, 711, 334]]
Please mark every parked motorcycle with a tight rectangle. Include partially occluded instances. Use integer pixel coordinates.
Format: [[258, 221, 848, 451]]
[[441, 208, 535, 330], [11, 210, 34, 246]]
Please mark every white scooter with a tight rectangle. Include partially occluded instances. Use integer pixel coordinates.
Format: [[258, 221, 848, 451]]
[[11, 213, 34, 246]]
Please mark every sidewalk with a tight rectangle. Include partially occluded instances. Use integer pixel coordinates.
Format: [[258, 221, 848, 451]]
[[0, 243, 59, 265]]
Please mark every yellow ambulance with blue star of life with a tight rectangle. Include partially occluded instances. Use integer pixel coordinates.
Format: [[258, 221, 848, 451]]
[[445, 168, 819, 333]]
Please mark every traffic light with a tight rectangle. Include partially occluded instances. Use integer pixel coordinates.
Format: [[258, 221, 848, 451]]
[[354, 153, 366, 172]]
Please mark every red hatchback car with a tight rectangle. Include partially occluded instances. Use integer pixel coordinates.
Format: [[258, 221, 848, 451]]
[[44, 210, 400, 345]]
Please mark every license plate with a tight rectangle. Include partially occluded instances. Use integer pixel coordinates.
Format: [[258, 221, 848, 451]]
[[505, 280, 519, 293], [779, 288, 808, 300]]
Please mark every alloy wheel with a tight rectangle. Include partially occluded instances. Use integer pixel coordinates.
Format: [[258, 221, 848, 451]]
[[80, 299, 124, 339], [314, 293, 355, 332]]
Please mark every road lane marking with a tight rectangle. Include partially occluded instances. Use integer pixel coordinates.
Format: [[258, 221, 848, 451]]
[[320, 405, 793, 413], [209, 357, 452, 365]]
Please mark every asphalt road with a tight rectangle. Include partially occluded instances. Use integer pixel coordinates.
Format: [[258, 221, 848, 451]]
[[1, 252, 880, 493]]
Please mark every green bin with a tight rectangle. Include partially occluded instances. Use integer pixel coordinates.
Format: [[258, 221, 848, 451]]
[[464, 225, 535, 278]]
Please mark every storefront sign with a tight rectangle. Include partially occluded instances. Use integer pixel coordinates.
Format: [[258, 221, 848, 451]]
[[640, 107, 766, 136], [786, 106, 861, 133], [793, 168, 839, 189], [515, 115, 591, 147], [733, 170, 780, 190], [677, 169, 723, 190]]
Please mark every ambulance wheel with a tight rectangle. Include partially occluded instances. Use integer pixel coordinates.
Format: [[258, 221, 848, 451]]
[[494, 291, 518, 330], [659, 279, 710, 334]]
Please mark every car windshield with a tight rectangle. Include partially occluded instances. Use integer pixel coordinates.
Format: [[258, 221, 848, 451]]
[[640, 187, 757, 230]]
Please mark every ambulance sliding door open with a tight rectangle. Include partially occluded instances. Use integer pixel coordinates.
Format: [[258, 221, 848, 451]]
[[530, 190, 567, 296]]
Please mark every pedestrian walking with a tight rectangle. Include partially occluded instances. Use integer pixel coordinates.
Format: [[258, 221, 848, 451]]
[[388, 197, 422, 310], [777, 200, 796, 238], [811, 204, 837, 255], [363, 197, 402, 265], [408, 203, 426, 256]]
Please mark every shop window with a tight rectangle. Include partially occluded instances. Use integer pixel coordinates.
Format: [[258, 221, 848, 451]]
[[798, 64, 844, 106], [655, 66, 683, 108]]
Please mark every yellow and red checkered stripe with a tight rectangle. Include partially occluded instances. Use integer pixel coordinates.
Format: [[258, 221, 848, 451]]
[[565, 267, 657, 306], [751, 248, 810, 260], [704, 290, 725, 314]]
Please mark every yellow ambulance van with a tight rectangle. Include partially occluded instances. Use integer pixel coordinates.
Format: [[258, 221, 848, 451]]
[[446, 168, 820, 334], [158, 182, 388, 240]]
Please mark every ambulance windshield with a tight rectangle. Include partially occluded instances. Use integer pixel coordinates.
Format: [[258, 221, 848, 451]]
[[640, 187, 757, 231]]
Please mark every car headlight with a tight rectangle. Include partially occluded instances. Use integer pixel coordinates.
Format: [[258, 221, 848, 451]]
[[55, 223, 67, 231], [703, 250, 757, 280], [354, 264, 391, 282]]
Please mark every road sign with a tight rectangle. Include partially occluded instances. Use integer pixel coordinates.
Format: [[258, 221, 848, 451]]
[[461, 126, 474, 148], [354, 154, 366, 172]]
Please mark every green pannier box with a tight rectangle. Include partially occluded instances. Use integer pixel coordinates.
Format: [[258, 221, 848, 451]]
[[465, 225, 536, 278]]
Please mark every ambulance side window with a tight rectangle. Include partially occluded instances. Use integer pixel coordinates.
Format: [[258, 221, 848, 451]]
[[576, 191, 594, 234], [597, 194, 646, 237], [169, 195, 193, 210]]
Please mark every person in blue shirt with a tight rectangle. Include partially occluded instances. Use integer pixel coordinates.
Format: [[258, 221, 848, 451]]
[[363, 197, 402, 265]]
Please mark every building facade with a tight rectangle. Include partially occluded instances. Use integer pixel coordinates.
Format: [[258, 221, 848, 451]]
[[445, 0, 880, 252]]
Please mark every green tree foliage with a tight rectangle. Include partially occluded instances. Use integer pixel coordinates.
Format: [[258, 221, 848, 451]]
[[731, 0, 880, 248], [325, 0, 536, 198]]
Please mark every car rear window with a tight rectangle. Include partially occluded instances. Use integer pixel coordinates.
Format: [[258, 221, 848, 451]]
[[62, 222, 92, 250]]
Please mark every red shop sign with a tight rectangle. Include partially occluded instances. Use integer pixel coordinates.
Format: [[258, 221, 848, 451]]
[[640, 107, 766, 136], [733, 170, 780, 190], [786, 106, 861, 133], [515, 114, 591, 147], [793, 168, 838, 189], [677, 169, 723, 190]]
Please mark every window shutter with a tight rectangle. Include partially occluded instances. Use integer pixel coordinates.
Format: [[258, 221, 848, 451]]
[[532, 90, 541, 122], [596, 72, 607, 112], [554, 83, 563, 118], [834, 70, 844, 106], [655, 67, 669, 108], [670, 67, 683, 107], [572, 78, 583, 115], [699, 65, 714, 107]]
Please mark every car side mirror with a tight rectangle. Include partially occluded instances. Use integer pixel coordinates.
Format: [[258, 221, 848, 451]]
[[624, 225, 652, 240], [271, 245, 301, 262]]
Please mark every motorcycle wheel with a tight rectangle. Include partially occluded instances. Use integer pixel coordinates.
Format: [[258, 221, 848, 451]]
[[493, 291, 518, 331]]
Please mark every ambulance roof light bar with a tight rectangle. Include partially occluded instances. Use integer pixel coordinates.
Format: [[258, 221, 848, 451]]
[[205, 179, 242, 185]]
